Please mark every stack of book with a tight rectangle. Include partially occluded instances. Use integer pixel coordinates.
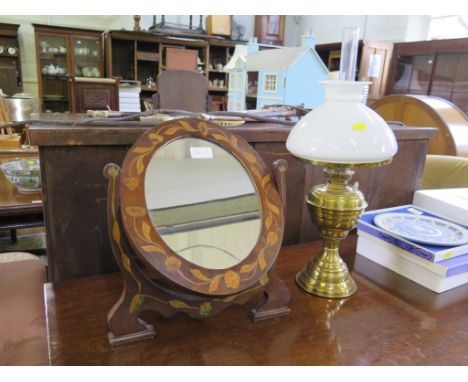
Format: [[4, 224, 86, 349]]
[[119, 82, 141, 113], [356, 205, 468, 293]]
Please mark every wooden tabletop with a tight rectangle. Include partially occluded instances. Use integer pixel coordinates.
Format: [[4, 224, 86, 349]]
[[44, 235, 468, 366]]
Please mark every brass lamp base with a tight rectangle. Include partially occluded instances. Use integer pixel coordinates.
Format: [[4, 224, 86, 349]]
[[296, 243, 357, 298], [296, 164, 371, 299]]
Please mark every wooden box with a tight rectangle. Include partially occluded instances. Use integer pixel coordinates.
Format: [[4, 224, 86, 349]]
[[136, 51, 159, 62], [206, 16, 231, 36], [166, 48, 198, 71]]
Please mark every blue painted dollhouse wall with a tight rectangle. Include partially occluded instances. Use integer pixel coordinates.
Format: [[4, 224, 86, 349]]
[[284, 54, 327, 108], [256, 69, 286, 109], [252, 47, 328, 109]]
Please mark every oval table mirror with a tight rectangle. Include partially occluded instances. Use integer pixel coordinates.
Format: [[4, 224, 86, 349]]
[[104, 118, 290, 346]]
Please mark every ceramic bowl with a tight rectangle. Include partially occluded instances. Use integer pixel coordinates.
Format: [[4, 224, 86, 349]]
[[0, 159, 41, 193]]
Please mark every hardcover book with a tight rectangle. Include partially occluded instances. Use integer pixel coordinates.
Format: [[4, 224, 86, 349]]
[[356, 234, 468, 293], [358, 230, 468, 277]]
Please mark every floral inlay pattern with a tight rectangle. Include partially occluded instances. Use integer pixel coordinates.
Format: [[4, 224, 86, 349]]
[[119, 119, 284, 296]]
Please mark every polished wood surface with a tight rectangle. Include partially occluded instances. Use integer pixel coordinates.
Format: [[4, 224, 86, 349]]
[[44, 235, 468, 365], [29, 121, 437, 281], [371, 94, 468, 157]]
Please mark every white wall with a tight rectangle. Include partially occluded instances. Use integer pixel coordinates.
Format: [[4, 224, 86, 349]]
[[284, 15, 431, 47]]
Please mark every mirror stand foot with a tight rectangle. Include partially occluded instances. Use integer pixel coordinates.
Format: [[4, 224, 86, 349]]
[[249, 305, 291, 321], [108, 319, 155, 346], [249, 270, 291, 321]]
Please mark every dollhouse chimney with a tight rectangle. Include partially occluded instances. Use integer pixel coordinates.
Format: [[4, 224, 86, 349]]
[[247, 37, 259, 54], [300, 35, 316, 49]]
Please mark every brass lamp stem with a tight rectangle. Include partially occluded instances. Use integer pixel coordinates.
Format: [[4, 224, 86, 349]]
[[296, 164, 367, 298]]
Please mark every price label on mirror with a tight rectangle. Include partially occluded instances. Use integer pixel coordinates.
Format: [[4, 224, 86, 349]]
[[190, 147, 214, 159]]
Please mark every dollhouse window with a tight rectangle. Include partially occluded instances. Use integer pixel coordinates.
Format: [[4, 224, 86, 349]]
[[264, 74, 277, 92]]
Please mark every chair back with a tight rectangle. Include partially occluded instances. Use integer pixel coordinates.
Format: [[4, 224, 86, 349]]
[[157, 70, 208, 112]]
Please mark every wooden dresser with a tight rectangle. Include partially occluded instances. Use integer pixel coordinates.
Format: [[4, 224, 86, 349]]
[[29, 121, 437, 281]]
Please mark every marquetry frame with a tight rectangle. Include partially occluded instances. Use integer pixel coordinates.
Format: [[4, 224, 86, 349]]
[[119, 118, 285, 296]]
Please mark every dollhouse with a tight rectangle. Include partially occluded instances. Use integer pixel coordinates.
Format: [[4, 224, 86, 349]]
[[225, 36, 328, 111]]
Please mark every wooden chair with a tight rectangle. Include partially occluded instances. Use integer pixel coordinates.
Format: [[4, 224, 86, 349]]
[[69, 77, 119, 113], [155, 70, 208, 113]]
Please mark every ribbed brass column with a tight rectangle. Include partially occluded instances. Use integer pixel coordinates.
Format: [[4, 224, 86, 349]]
[[296, 165, 366, 298]]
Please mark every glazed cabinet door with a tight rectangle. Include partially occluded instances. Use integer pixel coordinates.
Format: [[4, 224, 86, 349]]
[[71, 35, 103, 78], [358, 41, 393, 103], [36, 32, 71, 112], [254, 15, 285, 46]]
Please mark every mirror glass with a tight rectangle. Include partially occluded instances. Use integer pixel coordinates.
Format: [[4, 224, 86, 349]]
[[144, 137, 261, 270]]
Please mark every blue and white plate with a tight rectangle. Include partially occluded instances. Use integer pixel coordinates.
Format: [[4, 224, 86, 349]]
[[374, 212, 468, 247]]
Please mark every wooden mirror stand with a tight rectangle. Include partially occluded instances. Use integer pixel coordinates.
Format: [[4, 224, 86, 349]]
[[104, 119, 291, 346]]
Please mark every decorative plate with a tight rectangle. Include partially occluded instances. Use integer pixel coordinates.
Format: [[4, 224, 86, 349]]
[[374, 212, 468, 246]]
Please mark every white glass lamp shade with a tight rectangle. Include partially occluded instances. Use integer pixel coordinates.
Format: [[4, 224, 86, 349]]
[[286, 81, 398, 164]]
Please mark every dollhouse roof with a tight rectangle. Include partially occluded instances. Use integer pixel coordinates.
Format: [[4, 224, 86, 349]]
[[246, 46, 327, 72], [224, 44, 248, 71]]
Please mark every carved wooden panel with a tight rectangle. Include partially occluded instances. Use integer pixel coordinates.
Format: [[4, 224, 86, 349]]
[[70, 81, 119, 113], [81, 88, 112, 109]]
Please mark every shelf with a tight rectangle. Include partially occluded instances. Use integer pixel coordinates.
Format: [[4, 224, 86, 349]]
[[140, 85, 158, 92], [40, 53, 67, 59], [74, 56, 101, 62], [208, 87, 228, 92], [74, 53, 100, 57], [41, 74, 69, 79], [0, 53, 18, 58], [137, 58, 159, 63], [44, 98, 68, 102], [208, 70, 227, 74]]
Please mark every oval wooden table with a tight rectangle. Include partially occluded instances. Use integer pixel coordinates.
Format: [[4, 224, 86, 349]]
[[43, 235, 468, 366]]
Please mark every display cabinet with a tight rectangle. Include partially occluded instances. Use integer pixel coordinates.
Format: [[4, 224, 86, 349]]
[[0, 23, 22, 96], [386, 38, 468, 114], [207, 40, 235, 111], [105, 30, 240, 110], [105, 30, 210, 108], [33, 24, 104, 112]]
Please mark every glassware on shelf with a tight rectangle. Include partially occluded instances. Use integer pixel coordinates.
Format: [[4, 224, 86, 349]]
[[146, 76, 156, 88]]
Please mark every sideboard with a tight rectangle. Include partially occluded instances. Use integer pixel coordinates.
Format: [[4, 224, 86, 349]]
[[29, 121, 437, 281]]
